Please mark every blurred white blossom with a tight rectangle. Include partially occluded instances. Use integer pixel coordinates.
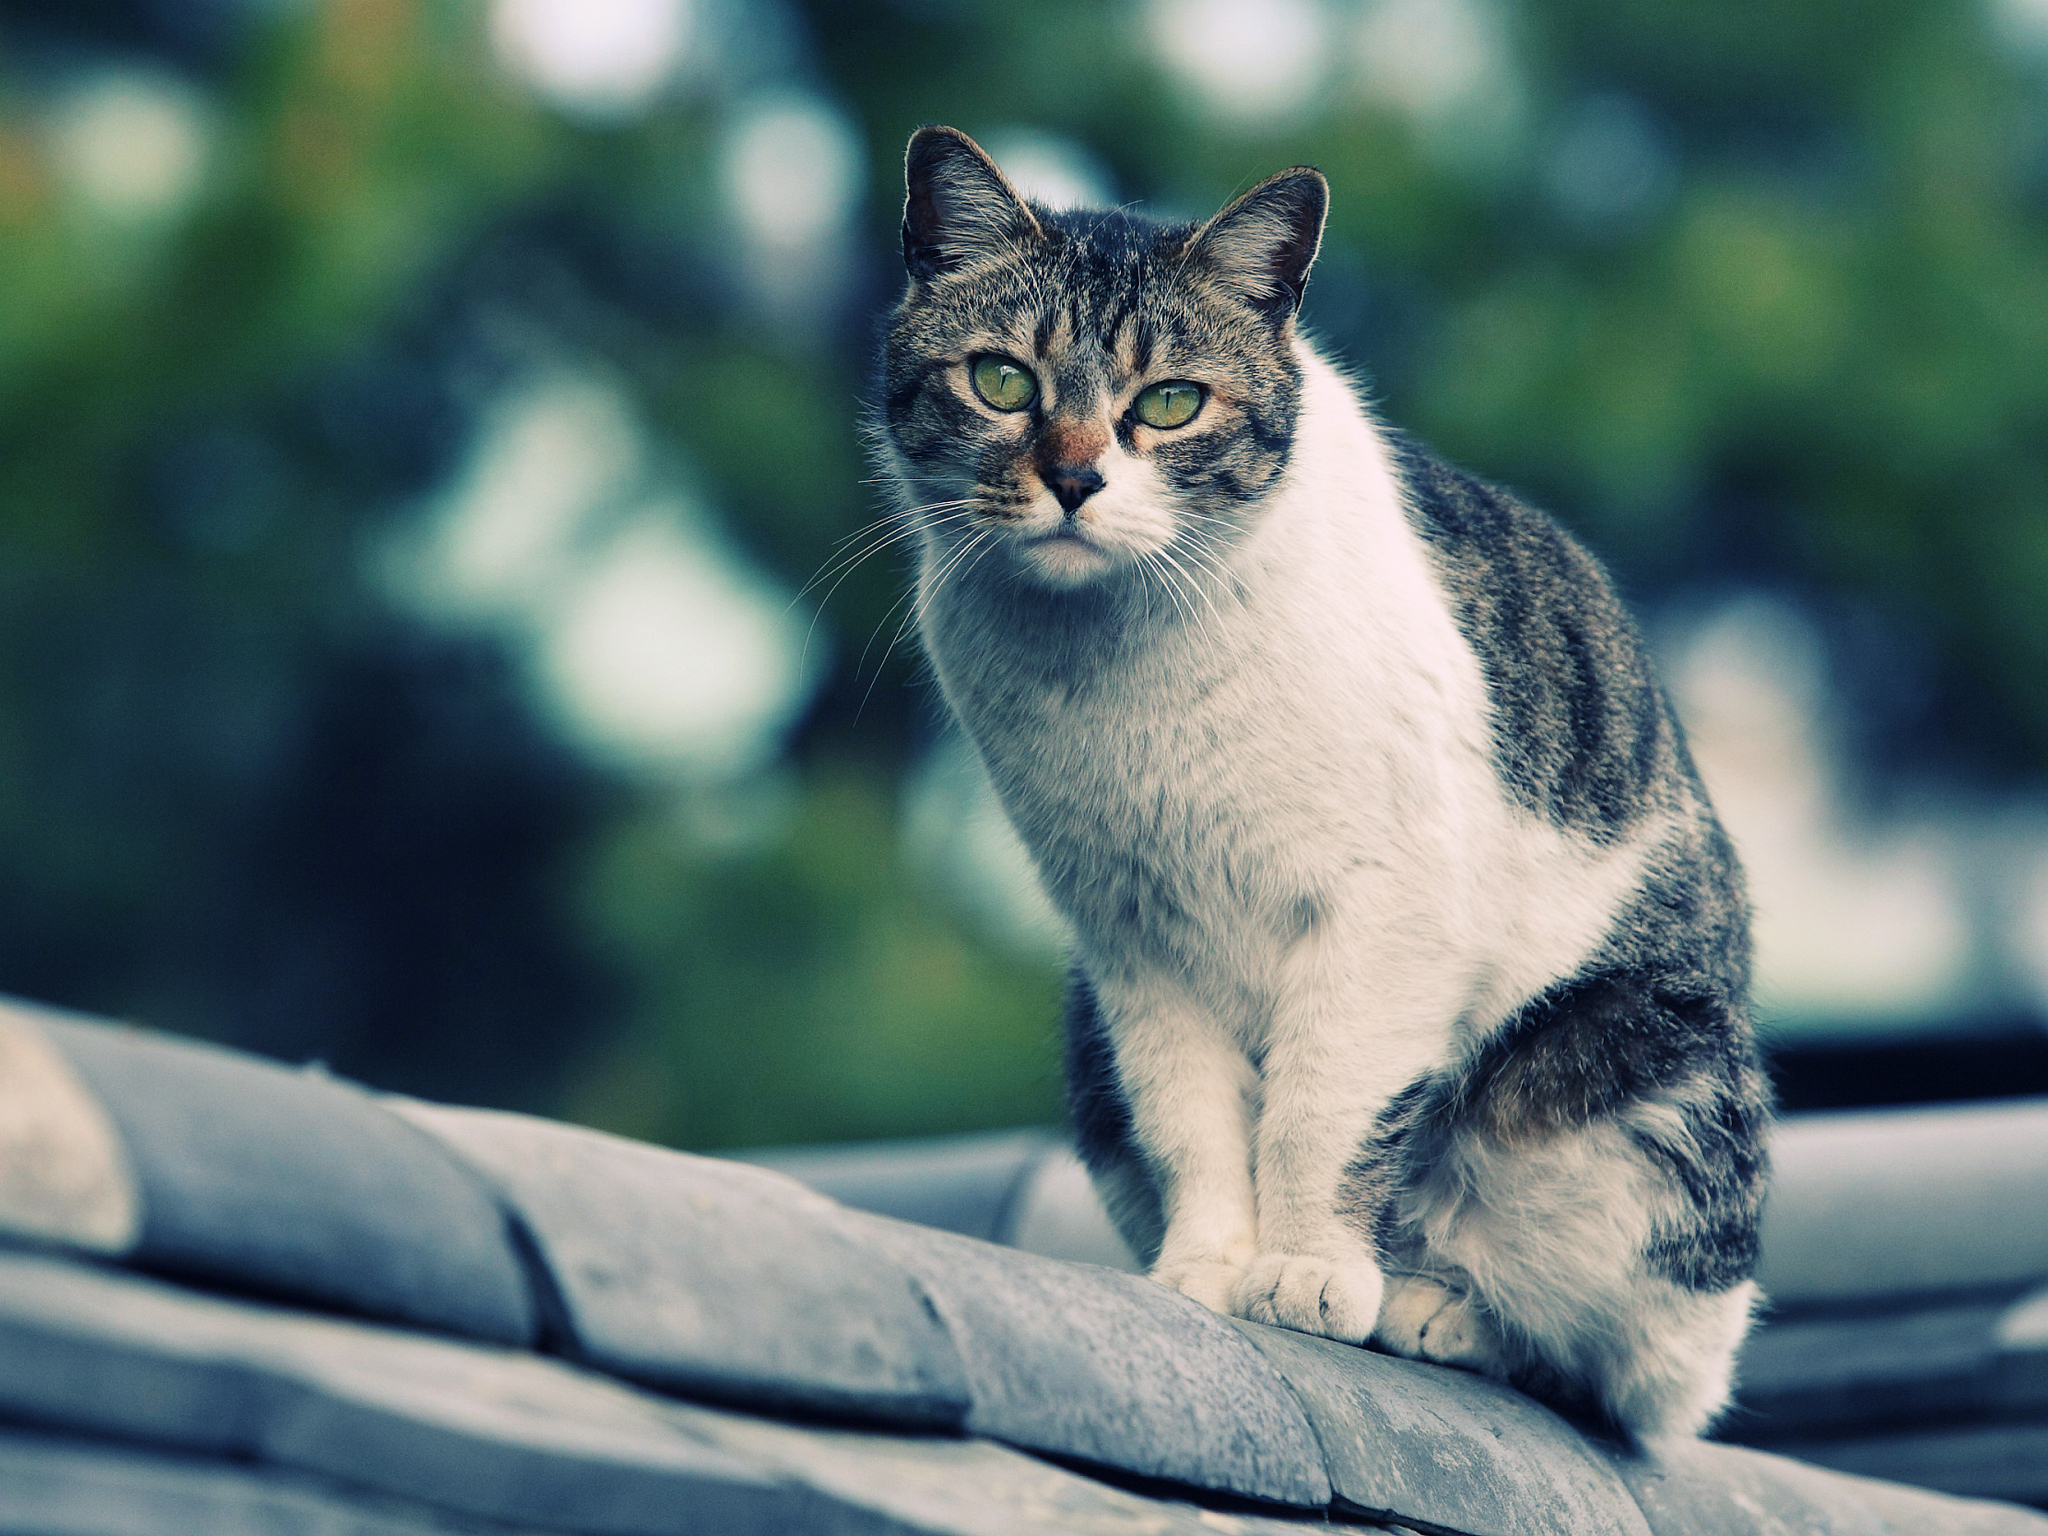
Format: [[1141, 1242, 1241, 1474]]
[[46, 69, 212, 223], [1146, 0, 1330, 125], [490, 0, 694, 120], [382, 371, 817, 780]]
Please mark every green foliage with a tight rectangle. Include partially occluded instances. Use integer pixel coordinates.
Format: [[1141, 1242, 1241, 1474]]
[[569, 769, 1064, 1150], [2, 0, 2046, 1146]]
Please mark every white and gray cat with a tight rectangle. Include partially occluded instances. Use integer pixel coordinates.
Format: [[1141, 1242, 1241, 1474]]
[[876, 125, 1770, 1442]]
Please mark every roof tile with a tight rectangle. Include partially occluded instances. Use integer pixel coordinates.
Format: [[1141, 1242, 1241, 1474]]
[[0, 1252, 1367, 1536], [395, 1101, 972, 1429], [0, 1427, 557, 1536], [1759, 1100, 2048, 1306], [0, 1251, 787, 1535], [857, 1213, 1333, 1509], [0, 1001, 139, 1254], [1229, 1316, 1653, 1536], [30, 1007, 536, 1346], [1616, 1436, 2048, 1536]]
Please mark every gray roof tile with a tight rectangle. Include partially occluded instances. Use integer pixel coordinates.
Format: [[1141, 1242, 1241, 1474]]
[[0, 1427, 558, 1536], [1757, 1423, 2048, 1515], [661, 1399, 1369, 1536], [1228, 1315, 1653, 1536], [0, 1254, 1361, 1536], [1758, 1099, 2048, 1306], [32, 1007, 534, 1346], [745, 1128, 1056, 1243], [856, 1213, 1333, 1509], [394, 1101, 972, 1429], [0, 1251, 786, 1535], [12, 1005, 2048, 1536], [0, 1001, 139, 1254], [1731, 1295, 2019, 1437], [1615, 1437, 2048, 1536]]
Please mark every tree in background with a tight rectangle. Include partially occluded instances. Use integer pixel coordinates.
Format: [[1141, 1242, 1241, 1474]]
[[0, 0, 2043, 1148]]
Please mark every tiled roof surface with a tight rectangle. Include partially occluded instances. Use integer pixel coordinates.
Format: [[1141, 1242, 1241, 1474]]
[[3, 993, 2046, 1536]]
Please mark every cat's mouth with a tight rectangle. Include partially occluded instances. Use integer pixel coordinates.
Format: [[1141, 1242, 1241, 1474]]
[[1018, 522, 1113, 585]]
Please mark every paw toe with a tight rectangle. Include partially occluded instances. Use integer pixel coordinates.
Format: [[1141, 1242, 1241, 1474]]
[[1150, 1259, 1247, 1314], [1234, 1253, 1382, 1345], [1374, 1274, 1505, 1373]]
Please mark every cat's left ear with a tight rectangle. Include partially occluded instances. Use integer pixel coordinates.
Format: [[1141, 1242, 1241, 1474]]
[[902, 125, 1044, 283], [1186, 168, 1329, 321]]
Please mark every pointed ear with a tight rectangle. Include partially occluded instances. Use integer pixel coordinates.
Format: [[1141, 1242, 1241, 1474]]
[[1186, 168, 1329, 320], [903, 125, 1044, 283]]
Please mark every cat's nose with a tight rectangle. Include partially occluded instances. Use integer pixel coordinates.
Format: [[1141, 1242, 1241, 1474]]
[[1045, 463, 1105, 514]]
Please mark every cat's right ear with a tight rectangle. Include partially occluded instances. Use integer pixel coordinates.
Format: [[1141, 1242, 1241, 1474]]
[[903, 126, 1043, 284]]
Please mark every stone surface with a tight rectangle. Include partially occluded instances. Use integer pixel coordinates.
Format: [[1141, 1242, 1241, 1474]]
[[0, 1426, 556, 1536], [1731, 1296, 2022, 1436], [1614, 1436, 2048, 1536], [0, 1250, 790, 1535], [667, 1399, 1367, 1536], [0, 1000, 139, 1254], [856, 1213, 1331, 1509], [34, 1007, 534, 1346], [1228, 1317, 1652, 1536], [0, 1253, 1354, 1536], [1760, 1098, 2048, 1306], [746, 1129, 1055, 1243], [396, 1101, 971, 1428], [1764, 1423, 2048, 1511]]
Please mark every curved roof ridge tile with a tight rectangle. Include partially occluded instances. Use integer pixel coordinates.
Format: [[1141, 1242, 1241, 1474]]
[[392, 1099, 973, 1430], [21, 1001, 536, 1346], [7, 1001, 2048, 1534], [0, 1000, 140, 1254], [853, 1209, 1333, 1508]]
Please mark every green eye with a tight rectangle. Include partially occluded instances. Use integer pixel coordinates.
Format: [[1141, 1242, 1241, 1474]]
[[1134, 381, 1203, 429], [971, 356, 1038, 412]]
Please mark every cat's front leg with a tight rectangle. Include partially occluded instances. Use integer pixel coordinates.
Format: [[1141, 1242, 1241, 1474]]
[[1234, 910, 1461, 1344], [1091, 969, 1262, 1314]]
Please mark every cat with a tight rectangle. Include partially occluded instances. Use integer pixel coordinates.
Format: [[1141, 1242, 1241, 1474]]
[[875, 124, 1771, 1443]]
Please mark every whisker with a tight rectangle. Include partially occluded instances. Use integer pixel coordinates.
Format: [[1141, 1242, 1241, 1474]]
[[1151, 542, 1217, 636], [1142, 548, 1197, 632], [791, 506, 974, 611], [791, 506, 990, 674], [803, 517, 979, 617], [857, 527, 995, 721], [1178, 545, 1241, 618], [1133, 549, 1156, 628], [1155, 548, 1196, 638]]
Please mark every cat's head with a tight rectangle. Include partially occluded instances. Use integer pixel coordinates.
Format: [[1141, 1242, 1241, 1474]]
[[878, 126, 1327, 594]]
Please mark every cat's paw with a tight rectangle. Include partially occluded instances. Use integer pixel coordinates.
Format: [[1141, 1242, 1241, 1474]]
[[1373, 1273, 1507, 1374], [1150, 1258, 1248, 1315], [1232, 1252, 1384, 1345]]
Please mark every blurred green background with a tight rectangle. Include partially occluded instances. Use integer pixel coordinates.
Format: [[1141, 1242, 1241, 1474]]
[[2, 0, 2046, 1151]]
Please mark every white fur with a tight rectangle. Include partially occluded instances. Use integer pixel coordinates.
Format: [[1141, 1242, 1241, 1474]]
[[1389, 1113, 1757, 1436], [910, 340, 1735, 1435]]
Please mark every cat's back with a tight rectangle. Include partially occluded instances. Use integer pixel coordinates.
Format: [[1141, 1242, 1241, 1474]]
[[1386, 433, 1697, 847]]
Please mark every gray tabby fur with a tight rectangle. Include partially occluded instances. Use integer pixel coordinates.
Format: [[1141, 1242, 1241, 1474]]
[[875, 125, 1770, 1443]]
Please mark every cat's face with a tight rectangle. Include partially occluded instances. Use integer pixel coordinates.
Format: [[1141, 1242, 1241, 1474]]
[[879, 128, 1328, 594]]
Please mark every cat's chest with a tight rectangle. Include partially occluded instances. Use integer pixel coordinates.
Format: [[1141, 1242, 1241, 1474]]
[[944, 619, 1409, 942]]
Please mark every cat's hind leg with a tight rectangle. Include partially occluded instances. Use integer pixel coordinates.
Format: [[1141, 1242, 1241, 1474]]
[[1384, 1098, 1763, 1441]]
